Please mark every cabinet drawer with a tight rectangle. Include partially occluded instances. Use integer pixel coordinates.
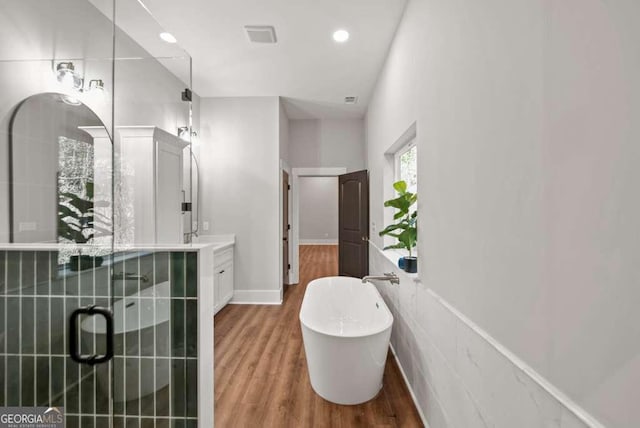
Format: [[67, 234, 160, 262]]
[[214, 248, 233, 269]]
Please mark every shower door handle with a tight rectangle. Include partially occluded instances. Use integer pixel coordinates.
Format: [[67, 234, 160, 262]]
[[69, 305, 114, 366]]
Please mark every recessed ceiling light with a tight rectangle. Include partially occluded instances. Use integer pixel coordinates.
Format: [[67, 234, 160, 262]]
[[159, 32, 177, 43], [333, 29, 349, 43]]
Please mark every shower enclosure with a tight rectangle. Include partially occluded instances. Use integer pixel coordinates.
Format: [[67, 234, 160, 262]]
[[0, 1, 206, 426]]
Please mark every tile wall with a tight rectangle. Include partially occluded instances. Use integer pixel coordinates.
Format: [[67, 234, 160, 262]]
[[0, 249, 199, 428], [370, 245, 603, 428]]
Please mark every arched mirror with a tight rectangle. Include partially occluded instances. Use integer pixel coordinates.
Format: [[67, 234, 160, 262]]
[[9, 92, 112, 266]]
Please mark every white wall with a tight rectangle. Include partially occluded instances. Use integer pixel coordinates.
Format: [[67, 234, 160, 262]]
[[298, 176, 338, 244], [279, 99, 290, 163], [278, 99, 292, 290], [366, 0, 639, 426], [199, 96, 281, 303], [289, 118, 365, 172], [371, 246, 594, 428]]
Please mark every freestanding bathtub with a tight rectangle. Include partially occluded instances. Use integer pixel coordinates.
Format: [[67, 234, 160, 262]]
[[300, 276, 393, 405]]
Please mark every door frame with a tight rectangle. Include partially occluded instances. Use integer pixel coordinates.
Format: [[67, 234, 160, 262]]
[[289, 167, 347, 284], [279, 160, 292, 302], [282, 169, 290, 292]]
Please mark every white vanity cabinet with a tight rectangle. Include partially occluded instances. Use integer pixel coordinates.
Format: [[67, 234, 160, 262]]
[[214, 246, 234, 315]]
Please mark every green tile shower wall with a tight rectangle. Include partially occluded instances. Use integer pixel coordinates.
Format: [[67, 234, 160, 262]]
[[0, 250, 199, 425]]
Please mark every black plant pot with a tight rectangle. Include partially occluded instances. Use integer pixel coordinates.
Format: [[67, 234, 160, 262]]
[[70, 255, 103, 272], [403, 256, 418, 273]]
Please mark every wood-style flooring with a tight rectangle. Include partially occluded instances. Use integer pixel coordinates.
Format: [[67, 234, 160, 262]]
[[214, 245, 423, 427]]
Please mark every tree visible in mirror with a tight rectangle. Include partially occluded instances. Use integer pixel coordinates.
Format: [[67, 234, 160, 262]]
[[379, 180, 417, 257], [58, 181, 109, 246]]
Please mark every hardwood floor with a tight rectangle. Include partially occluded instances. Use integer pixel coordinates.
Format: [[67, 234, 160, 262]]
[[214, 245, 423, 427]]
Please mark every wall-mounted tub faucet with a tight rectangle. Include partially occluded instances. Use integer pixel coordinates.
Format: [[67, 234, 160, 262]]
[[362, 272, 400, 285]]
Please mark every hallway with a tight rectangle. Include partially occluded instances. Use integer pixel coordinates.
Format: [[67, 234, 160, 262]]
[[214, 245, 423, 427]]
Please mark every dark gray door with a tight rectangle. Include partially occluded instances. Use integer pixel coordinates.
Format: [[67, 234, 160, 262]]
[[338, 170, 369, 277]]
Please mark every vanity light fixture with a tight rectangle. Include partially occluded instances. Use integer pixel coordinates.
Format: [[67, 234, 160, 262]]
[[178, 126, 198, 143], [87, 79, 105, 92], [54, 62, 106, 95], [332, 29, 349, 43], [56, 62, 83, 90]]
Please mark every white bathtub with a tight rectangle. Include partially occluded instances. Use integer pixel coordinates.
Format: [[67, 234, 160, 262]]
[[300, 276, 393, 405]]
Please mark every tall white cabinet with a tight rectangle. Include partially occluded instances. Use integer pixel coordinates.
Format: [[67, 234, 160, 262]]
[[116, 126, 189, 245]]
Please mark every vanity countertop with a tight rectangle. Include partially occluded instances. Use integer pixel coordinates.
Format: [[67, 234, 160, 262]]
[[211, 241, 234, 253], [0, 235, 236, 253], [195, 234, 235, 253], [0, 242, 226, 252]]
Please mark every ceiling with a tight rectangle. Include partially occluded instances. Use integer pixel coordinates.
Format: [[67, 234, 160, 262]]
[[137, 0, 407, 118]]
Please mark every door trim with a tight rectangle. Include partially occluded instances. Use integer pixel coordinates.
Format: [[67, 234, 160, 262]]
[[279, 159, 292, 302], [289, 167, 347, 284]]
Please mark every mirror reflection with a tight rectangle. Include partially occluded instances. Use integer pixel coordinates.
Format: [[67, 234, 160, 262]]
[[9, 92, 112, 266]]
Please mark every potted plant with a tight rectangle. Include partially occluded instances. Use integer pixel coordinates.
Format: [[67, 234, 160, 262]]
[[58, 182, 109, 271], [379, 180, 418, 273]]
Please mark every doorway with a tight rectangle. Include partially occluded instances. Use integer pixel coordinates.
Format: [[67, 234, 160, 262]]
[[283, 170, 290, 293], [299, 176, 339, 246], [289, 168, 345, 284], [289, 168, 369, 283]]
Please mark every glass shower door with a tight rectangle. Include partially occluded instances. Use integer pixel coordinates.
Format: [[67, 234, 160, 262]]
[[111, 0, 197, 424], [0, 1, 117, 426], [1, 250, 116, 427]]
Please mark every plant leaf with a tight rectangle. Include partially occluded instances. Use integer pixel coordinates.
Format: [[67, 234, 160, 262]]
[[384, 196, 410, 213], [393, 211, 406, 220], [378, 223, 405, 236], [393, 180, 407, 195], [383, 243, 407, 251]]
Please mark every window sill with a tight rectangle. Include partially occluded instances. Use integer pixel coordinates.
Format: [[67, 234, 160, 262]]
[[379, 248, 421, 283]]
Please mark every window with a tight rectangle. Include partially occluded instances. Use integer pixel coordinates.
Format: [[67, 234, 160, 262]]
[[382, 138, 418, 255], [57, 136, 111, 265], [395, 139, 417, 193]]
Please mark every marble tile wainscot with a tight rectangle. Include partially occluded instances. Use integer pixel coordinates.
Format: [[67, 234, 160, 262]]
[[369, 243, 605, 428]]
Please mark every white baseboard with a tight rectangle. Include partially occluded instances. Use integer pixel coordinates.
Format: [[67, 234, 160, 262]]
[[229, 290, 282, 305], [389, 344, 430, 428], [299, 239, 338, 245]]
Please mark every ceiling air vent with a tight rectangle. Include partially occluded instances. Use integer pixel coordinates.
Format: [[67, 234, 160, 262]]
[[244, 25, 277, 43], [344, 96, 358, 104]]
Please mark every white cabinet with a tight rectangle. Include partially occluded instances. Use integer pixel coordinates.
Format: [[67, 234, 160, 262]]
[[214, 247, 234, 315], [116, 126, 189, 245]]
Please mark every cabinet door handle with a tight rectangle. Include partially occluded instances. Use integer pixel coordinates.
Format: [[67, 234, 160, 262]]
[[219, 269, 225, 274]]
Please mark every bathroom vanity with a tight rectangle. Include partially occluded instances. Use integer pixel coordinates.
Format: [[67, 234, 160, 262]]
[[214, 245, 234, 314], [197, 235, 236, 315]]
